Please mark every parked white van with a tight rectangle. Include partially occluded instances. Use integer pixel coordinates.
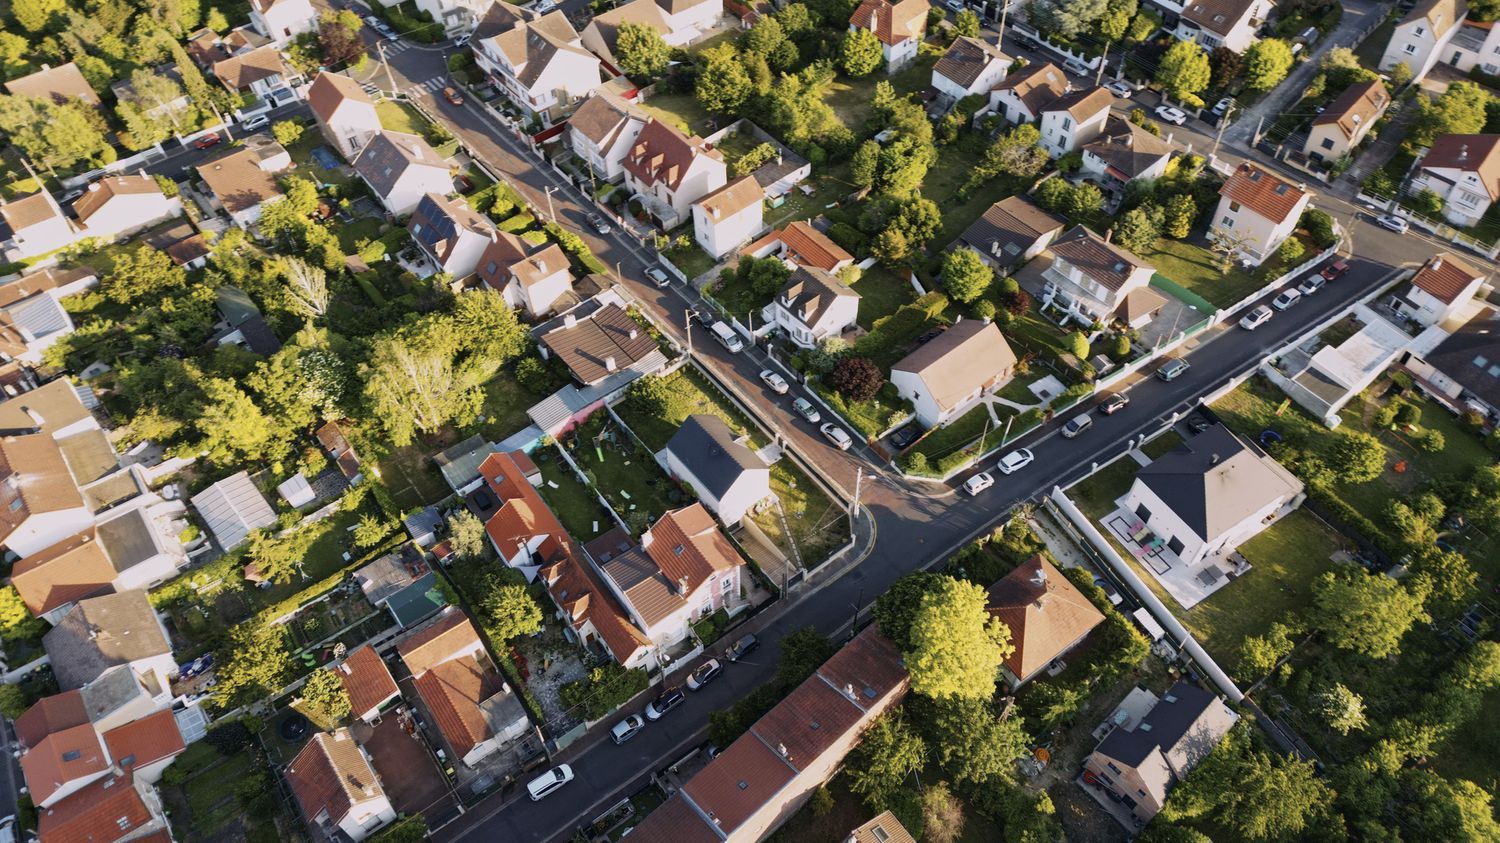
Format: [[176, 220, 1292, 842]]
[[709, 321, 744, 352], [527, 765, 575, 801]]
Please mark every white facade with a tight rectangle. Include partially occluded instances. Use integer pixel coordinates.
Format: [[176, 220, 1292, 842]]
[[660, 0, 722, 40], [567, 105, 646, 183], [1380, 6, 1462, 80], [374, 162, 452, 217], [692, 193, 763, 259], [889, 368, 970, 428], [932, 56, 1009, 102], [500, 266, 574, 317], [1, 204, 76, 262], [1410, 165, 1493, 227], [1039, 100, 1110, 159], [660, 452, 770, 527], [6, 507, 94, 559], [1174, 0, 1272, 53], [251, 0, 318, 44], [73, 188, 182, 244], [1212, 192, 1309, 265], [472, 13, 602, 120], [416, 0, 489, 34], [1118, 475, 1289, 568], [765, 290, 859, 349]]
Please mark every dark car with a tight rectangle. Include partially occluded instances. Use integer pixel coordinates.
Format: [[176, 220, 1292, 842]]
[[1015, 35, 1042, 51], [889, 425, 921, 449], [1320, 259, 1349, 281], [194, 132, 223, 150], [1099, 393, 1130, 415], [915, 328, 945, 344], [644, 687, 685, 720], [1187, 417, 1213, 434], [725, 634, 759, 662]]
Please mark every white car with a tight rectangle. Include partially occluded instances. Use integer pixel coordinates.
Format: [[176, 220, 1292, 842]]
[[1271, 288, 1302, 311], [792, 397, 821, 423], [1238, 305, 1273, 330], [1154, 105, 1188, 125], [963, 471, 995, 496], [943, 0, 964, 10], [611, 715, 645, 744], [533, 0, 557, 10], [645, 266, 670, 286], [820, 422, 852, 450], [686, 659, 722, 690], [1375, 214, 1409, 234], [1104, 80, 1134, 98], [1297, 275, 1326, 296], [526, 765, 574, 801], [996, 448, 1034, 475], [240, 114, 269, 131], [1063, 59, 1092, 77], [1211, 97, 1234, 117], [759, 369, 789, 394]]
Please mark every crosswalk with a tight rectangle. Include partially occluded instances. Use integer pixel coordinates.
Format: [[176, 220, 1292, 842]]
[[405, 76, 449, 97], [379, 39, 418, 57]]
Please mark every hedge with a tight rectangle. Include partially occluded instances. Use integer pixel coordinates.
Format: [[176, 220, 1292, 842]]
[[497, 212, 535, 233]]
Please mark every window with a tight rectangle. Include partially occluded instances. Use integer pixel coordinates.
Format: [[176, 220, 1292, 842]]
[[1135, 503, 1152, 521], [1321, 137, 1335, 150], [723, 576, 733, 590], [1476, 355, 1490, 368], [1107, 762, 1121, 774], [1405, 43, 1418, 54], [7, 498, 20, 512], [1220, 216, 1235, 227], [1415, 26, 1425, 35], [1062, 117, 1072, 130], [1229, 201, 1241, 212], [1168, 536, 1185, 555]]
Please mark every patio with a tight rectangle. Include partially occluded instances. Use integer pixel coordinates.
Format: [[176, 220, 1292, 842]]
[[1099, 505, 1256, 609]]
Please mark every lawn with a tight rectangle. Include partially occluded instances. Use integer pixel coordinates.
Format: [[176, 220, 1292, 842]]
[[336, 217, 384, 253], [468, 368, 537, 442], [907, 403, 1018, 471], [753, 460, 851, 568], [825, 55, 935, 133], [1141, 236, 1267, 309], [565, 413, 683, 535], [921, 142, 1004, 252], [637, 91, 713, 136], [1141, 430, 1183, 460], [614, 365, 766, 451], [705, 265, 772, 319], [850, 265, 917, 328], [663, 242, 717, 280], [535, 447, 615, 541], [1068, 456, 1138, 523], [377, 100, 428, 137], [853, 292, 950, 370], [811, 381, 909, 439]]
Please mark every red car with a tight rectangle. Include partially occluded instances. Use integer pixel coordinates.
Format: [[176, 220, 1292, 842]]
[[193, 132, 222, 150], [443, 86, 464, 106], [1320, 259, 1349, 281]]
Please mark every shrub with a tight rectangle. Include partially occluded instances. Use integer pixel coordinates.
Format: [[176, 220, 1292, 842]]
[[1415, 428, 1446, 453], [516, 356, 553, 394], [1300, 208, 1337, 248], [826, 357, 884, 401], [971, 298, 997, 320], [559, 663, 650, 720]]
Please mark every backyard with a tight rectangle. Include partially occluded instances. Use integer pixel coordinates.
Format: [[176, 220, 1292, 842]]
[[851, 266, 918, 328], [535, 445, 617, 541], [161, 740, 284, 843], [614, 365, 767, 451], [1140, 237, 1267, 309], [752, 459, 851, 569], [905, 403, 1024, 475], [562, 412, 685, 536]]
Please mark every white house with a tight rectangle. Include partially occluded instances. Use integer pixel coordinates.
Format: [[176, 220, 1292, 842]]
[[1393, 252, 1487, 328], [622, 118, 727, 229], [1379, 0, 1468, 81], [1175, 0, 1274, 53], [70, 175, 182, 243], [986, 62, 1069, 126], [849, 0, 929, 73], [1401, 305, 1500, 420], [0, 193, 77, 262], [1408, 134, 1500, 227], [0, 433, 92, 558], [471, 3, 602, 123], [1081, 117, 1177, 192], [43, 590, 177, 694], [249, 0, 318, 45], [567, 92, 649, 182], [416, 0, 490, 35], [932, 36, 1011, 102], [285, 729, 396, 842], [1303, 80, 1389, 165], [662, 415, 771, 526], [196, 139, 293, 229], [1117, 423, 1303, 569], [474, 232, 574, 317], [409, 192, 498, 279], [353, 130, 453, 216], [581, 0, 724, 67], [692, 175, 764, 259], [891, 319, 1018, 428], [1042, 225, 1159, 326], [956, 195, 1068, 272], [212, 45, 303, 111], [307, 71, 382, 161], [763, 266, 860, 349], [1038, 86, 1114, 159], [1212, 162, 1311, 265]]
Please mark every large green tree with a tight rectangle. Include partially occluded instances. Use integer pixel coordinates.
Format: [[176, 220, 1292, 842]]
[[845, 711, 926, 807], [941, 247, 993, 304], [301, 668, 353, 724], [0, 95, 112, 172], [1155, 39, 1212, 107], [1410, 81, 1491, 147], [103, 244, 189, 304], [479, 583, 544, 643], [361, 325, 482, 447], [873, 572, 945, 650], [197, 377, 281, 467], [840, 27, 883, 77], [214, 621, 294, 707], [695, 44, 751, 114], [447, 510, 488, 559], [1326, 429, 1385, 483], [905, 577, 1012, 699], [919, 696, 1029, 785], [1243, 38, 1294, 91], [616, 23, 672, 78], [11, 0, 64, 32], [1310, 568, 1428, 659]]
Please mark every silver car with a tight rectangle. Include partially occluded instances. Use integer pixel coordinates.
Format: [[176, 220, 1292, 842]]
[[792, 397, 820, 423]]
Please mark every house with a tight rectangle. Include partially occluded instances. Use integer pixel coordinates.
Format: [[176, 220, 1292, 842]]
[[622, 118, 728, 229], [537, 302, 664, 386], [16, 694, 109, 807], [416, 0, 491, 35], [849, 811, 917, 843], [958, 195, 1068, 272], [70, 175, 182, 243], [190, 471, 277, 551], [0, 193, 77, 261], [1392, 252, 1487, 328], [1379, 0, 1468, 81], [13, 509, 188, 626], [316, 420, 364, 484], [195, 139, 294, 229], [99, 708, 186, 785], [742, 220, 855, 273], [581, 0, 724, 67], [932, 36, 1011, 102], [354, 131, 453, 217], [37, 771, 170, 843], [1213, 162, 1311, 265], [892, 319, 1018, 428], [0, 433, 92, 557], [848, 0, 930, 73], [1118, 423, 1303, 569], [285, 729, 396, 842], [1272, 306, 1414, 423], [249, 0, 318, 44], [475, 232, 574, 318], [335, 645, 401, 723], [43, 591, 174, 693], [1043, 225, 1161, 327], [985, 62, 1068, 126], [0, 374, 101, 440], [1402, 304, 1500, 420], [1408, 134, 1500, 227], [471, 2, 602, 123], [763, 266, 860, 349], [986, 556, 1104, 687], [1081, 117, 1177, 192], [567, 92, 649, 183], [692, 175, 764, 259], [212, 45, 302, 109], [111, 64, 191, 120], [212, 285, 282, 356], [409, 192, 498, 279], [662, 415, 772, 526], [1175, 0, 1274, 52], [144, 221, 211, 270], [307, 72, 382, 161], [628, 626, 908, 842], [1083, 681, 1239, 825], [1304, 80, 1389, 165], [1038, 87, 1114, 159], [3, 62, 100, 106], [0, 269, 88, 364]]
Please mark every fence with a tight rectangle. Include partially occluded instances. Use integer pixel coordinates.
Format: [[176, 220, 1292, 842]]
[[60, 143, 174, 189], [1357, 190, 1500, 260]]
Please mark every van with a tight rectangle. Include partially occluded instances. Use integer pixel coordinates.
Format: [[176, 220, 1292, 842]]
[[709, 321, 744, 353], [1061, 414, 1092, 438], [527, 765, 574, 801]]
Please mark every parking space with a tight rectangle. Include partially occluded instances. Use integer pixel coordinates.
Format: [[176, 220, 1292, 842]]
[[355, 711, 460, 825]]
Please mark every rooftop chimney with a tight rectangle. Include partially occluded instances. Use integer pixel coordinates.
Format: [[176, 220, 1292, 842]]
[[563, 313, 577, 329], [1433, 257, 1444, 270], [604, 355, 617, 372], [628, 327, 638, 340], [22, 407, 44, 430], [676, 575, 687, 594], [777, 742, 789, 758], [1210, 453, 1221, 465], [1460, 144, 1470, 162]]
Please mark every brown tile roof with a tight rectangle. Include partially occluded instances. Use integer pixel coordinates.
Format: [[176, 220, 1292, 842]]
[[307, 71, 375, 124], [891, 320, 1018, 414], [1181, 0, 1263, 34], [475, 232, 570, 291], [1400, 0, 1466, 34], [3, 62, 100, 106], [1049, 225, 1154, 291], [16, 692, 88, 749], [585, 0, 672, 60], [934, 36, 1010, 89], [101, 708, 184, 771], [412, 655, 505, 758], [286, 729, 385, 828], [1418, 134, 1500, 201], [681, 733, 796, 830], [1046, 85, 1115, 120], [1218, 162, 1308, 225], [337, 645, 400, 718], [993, 62, 1068, 114], [643, 504, 740, 595], [959, 194, 1067, 264], [0, 433, 85, 541], [11, 528, 117, 616], [479, 6, 592, 88], [626, 793, 724, 843], [213, 45, 290, 91], [776, 265, 859, 329], [0, 267, 92, 310], [771, 220, 853, 271], [196, 147, 283, 214], [1116, 286, 1169, 323], [600, 547, 684, 627], [539, 302, 659, 385], [22, 722, 108, 804], [1083, 117, 1177, 181], [623, 119, 721, 192], [851, 811, 918, 843], [568, 91, 647, 147], [397, 608, 482, 677], [987, 556, 1105, 683], [1312, 80, 1389, 140], [409, 193, 496, 266], [38, 772, 154, 843], [1410, 252, 1485, 304], [70, 175, 164, 226], [751, 676, 864, 766], [694, 175, 762, 220], [850, 0, 929, 45], [0, 192, 64, 232]]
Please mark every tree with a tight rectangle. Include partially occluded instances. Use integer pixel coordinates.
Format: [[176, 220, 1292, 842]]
[[922, 782, 965, 843], [214, 622, 294, 707], [1164, 193, 1197, 238], [954, 9, 980, 36], [448, 510, 487, 559], [479, 582, 544, 642], [362, 328, 481, 447], [874, 572, 945, 650], [840, 27, 883, 77], [1208, 225, 1252, 273], [0, 586, 42, 642], [300, 668, 352, 724], [941, 248, 992, 304], [353, 513, 390, 548], [616, 23, 671, 78], [1031, 0, 1107, 38], [1300, 208, 1337, 248], [1315, 683, 1367, 735], [272, 119, 304, 147], [1278, 235, 1305, 265], [1217, 750, 1334, 840], [826, 356, 884, 401], [695, 44, 751, 114], [197, 378, 280, 467], [0, 684, 27, 719], [888, 197, 942, 244], [1237, 620, 1296, 680], [850, 139, 881, 188], [1409, 549, 1478, 618], [450, 287, 528, 365], [742, 15, 785, 56], [100, 244, 187, 305], [320, 10, 368, 67], [1310, 568, 1429, 659], [1064, 330, 1090, 360], [1210, 45, 1243, 89], [1112, 207, 1159, 252], [846, 711, 926, 807], [1155, 39, 1212, 107], [873, 134, 935, 195], [872, 227, 912, 265], [1242, 38, 1293, 91], [906, 577, 1012, 699], [1389, 61, 1413, 89], [920, 696, 1028, 785], [0, 95, 112, 172], [972, 123, 1047, 187], [122, 67, 190, 132], [1327, 429, 1384, 483], [1064, 182, 1104, 219], [1410, 81, 1491, 147], [11, 0, 63, 32], [282, 257, 328, 318]]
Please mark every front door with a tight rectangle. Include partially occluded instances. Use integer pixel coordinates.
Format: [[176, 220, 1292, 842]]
[[1452, 51, 1464, 66]]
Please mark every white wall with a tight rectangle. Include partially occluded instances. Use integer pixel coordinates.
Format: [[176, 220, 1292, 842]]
[[6, 507, 92, 558], [1212, 193, 1309, 265], [382, 166, 455, 217], [693, 200, 763, 259]]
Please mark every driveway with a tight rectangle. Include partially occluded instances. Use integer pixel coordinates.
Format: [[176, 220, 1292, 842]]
[[355, 712, 461, 826]]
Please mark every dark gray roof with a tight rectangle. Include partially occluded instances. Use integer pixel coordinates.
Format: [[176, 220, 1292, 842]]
[[215, 285, 261, 327], [237, 314, 282, 355], [1422, 306, 1500, 411], [958, 195, 1066, 267], [95, 509, 158, 574], [434, 434, 495, 491], [1135, 424, 1297, 543], [1083, 117, 1176, 180], [776, 266, 859, 329], [44, 591, 170, 691], [665, 415, 764, 498], [353, 131, 446, 199], [1095, 681, 1220, 765]]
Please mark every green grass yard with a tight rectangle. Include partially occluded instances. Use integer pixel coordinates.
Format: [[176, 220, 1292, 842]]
[[1141, 237, 1267, 309], [850, 265, 917, 328], [377, 100, 429, 137], [753, 460, 850, 568], [466, 368, 537, 442], [567, 414, 682, 534], [614, 366, 766, 451], [908, 403, 1017, 466], [535, 448, 615, 541], [637, 91, 712, 136]]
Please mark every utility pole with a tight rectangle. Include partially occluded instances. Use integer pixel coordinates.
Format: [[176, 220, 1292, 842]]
[[1211, 102, 1235, 159], [1095, 42, 1111, 87], [544, 185, 557, 222], [997, 0, 1011, 42], [378, 41, 398, 98], [849, 467, 863, 535], [684, 309, 693, 355]]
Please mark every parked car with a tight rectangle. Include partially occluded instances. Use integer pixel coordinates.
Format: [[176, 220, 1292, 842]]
[[1104, 80, 1134, 98], [1320, 259, 1349, 281], [1239, 305, 1273, 330], [644, 687, 685, 720], [240, 114, 269, 131], [1375, 214, 1409, 234], [1099, 393, 1129, 415], [792, 397, 821, 424], [453, 33, 471, 47], [588, 212, 612, 235], [943, 0, 964, 11], [533, 0, 557, 10], [1015, 35, 1042, 51], [963, 471, 995, 496], [1063, 59, 1092, 77], [1156, 358, 1190, 381], [820, 422, 853, 450], [193, 132, 223, 149], [1271, 288, 1302, 311], [527, 765, 574, 801], [611, 715, 645, 744], [1211, 97, 1234, 117], [1060, 415, 1093, 438], [996, 448, 1035, 474], [363, 14, 382, 27], [760, 369, 789, 394], [1154, 105, 1188, 125], [889, 424, 919, 449], [725, 634, 759, 662], [646, 267, 670, 286], [1297, 275, 1326, 296], [686, 659, 722, 690], [59, 187, 86, 205], [443, 86, 464, 106]]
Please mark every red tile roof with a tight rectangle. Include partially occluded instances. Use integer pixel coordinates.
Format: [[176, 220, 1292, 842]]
[[643, 504, 741, 596], [285, 729, 385, 829], [850, 0, 929, 45], [16, 691, 88, 749], [101, 709, 184, 771], [743, 220, 854, 272], [38, 772, 153, 843], [22, 722, 108, 804], [1419, 134, 1500, 201], [987, 556, 1105, 683], [1410, 252, 1485, 304], [1218, 162, 1308, 225], [411, 655, 505, 758], [337, 645, 400, 719], [397, 608, 482, 677], [1311, 79, 1388, 140], [11, 528, 117, 616]]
